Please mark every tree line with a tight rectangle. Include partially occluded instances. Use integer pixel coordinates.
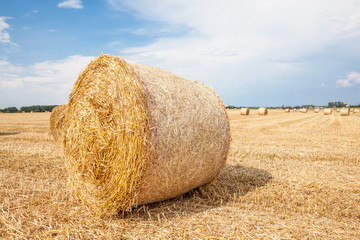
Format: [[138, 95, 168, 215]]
[[0, 105, 58, 113]]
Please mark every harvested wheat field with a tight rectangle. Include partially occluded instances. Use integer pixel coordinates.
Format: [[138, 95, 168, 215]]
[[1, 110, 360, 239]]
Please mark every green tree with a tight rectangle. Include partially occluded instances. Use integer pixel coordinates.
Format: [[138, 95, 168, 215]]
[[3, 107, 18, 113]]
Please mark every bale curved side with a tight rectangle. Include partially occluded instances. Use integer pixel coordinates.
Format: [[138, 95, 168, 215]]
[[240, 108, 250, 115], [131, 63, 230, 206], [49, 104, 66, 141], [63, 54, 230, 216], [258, 108, 268, 115], [324, 108, 332, 115], [340, 108, 350, 116]]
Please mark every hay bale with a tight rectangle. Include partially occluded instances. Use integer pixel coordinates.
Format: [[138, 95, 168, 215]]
[[284, 108, 290, 113], [340, 107, 350, 116], [63, 54, 230, 216], [336, 109, 340, 112], [299, 108, 308, 113], [258, 107, 268, 115], [324, 108, 332, 115], [240, 108, 250, 115], [354, 109, 360, 113], [49, 104, 66, 141], [314, 108, 320, 113]]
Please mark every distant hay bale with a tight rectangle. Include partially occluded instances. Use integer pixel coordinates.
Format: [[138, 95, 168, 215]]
[[49, 104, 66, 141], [258, 107, 268, 115], [354, 109, 360, 113], [340, 108, 350, 116], [314, 108, 320, 113], [299, 108, 308, 113], [324, 108, 332, 115], [63, 54, 230, 216], [240, 108, 250, 115], [284, 108, 290, 113], [336, 109, 340, 112]]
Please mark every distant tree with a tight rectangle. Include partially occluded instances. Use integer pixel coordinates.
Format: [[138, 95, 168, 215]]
[[20, 105, 58, 112], [328, 101, 345, 108], [226, 105, 236, 109], [3, 107, 18, 113]]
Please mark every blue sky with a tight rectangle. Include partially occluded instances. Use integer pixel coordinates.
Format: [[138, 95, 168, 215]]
[[1, 0, 360, 109]]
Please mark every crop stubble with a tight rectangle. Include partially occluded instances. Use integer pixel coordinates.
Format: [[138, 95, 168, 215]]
[[0, 110, 359, 239]]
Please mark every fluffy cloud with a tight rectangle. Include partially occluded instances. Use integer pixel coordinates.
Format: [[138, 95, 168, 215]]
[[110, 1, 360, 78], [58, 0, 83, 9], [0, 59, 24, 89], [336, 72, 360, 87], [0, 55, 94, 107], [0, 17, 16, 45]]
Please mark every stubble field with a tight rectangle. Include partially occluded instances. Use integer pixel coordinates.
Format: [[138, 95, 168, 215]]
[[1, 109, 359, 239]]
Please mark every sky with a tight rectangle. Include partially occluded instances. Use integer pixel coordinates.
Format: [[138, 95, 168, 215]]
[[0, 0, 360, 109]]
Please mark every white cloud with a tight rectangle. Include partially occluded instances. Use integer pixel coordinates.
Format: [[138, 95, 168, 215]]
[[336, 72, 360, 87], [0, 55, 94, 107], [106, 1, 358, 80], [58, 0, 83, 9], [0, 17, 17, 45], [0, 59, 24, 89]]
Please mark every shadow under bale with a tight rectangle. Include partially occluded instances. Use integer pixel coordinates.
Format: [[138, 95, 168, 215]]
[[117, 165, 273, 220]]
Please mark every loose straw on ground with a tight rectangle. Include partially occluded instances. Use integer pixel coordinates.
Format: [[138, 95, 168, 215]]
[[62, 54, 230, 216]]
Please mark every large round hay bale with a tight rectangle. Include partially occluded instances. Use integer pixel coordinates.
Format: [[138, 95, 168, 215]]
[[340, 107, 350, 116], [284, 108, 290, 113], [324, 108, 332, 115], [314, 108, 320, 113], [258, 107, 268, 115], [299, 108, 308, 113], [49, 104, 66, 141], [240, 108, 250, 115], [354, 109, 360, 113], [63, 55, 230, 216]]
